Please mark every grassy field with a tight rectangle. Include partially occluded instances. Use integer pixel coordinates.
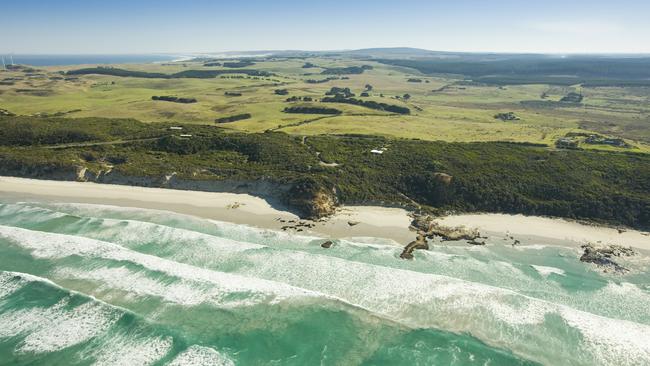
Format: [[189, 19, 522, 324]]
[[1, 56, 649, 152]]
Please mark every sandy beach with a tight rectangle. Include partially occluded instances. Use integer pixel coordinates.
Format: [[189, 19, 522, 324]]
[[1, 176, 649, 250], [0, 177, 415, 244]]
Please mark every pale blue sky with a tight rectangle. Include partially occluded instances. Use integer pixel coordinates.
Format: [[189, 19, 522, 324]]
[[2, 0, 649, 54]]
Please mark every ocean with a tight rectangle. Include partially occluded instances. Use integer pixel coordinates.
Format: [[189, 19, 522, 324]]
[[2, 55, 180, 67], [0, 200, 648, 365]]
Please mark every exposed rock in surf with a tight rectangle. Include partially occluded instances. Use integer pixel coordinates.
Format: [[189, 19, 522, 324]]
[[468, 238, 486, 245], [579, 243, 636, 273], [321, 240, 333, 248], [400, 235, 429, 259]]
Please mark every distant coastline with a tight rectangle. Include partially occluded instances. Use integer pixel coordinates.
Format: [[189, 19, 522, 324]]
[[2, 54, 180, 66]]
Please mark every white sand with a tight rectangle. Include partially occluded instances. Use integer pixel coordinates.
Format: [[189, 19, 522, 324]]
[[0, 177, 415, 244], [435, 213, 650, 251]]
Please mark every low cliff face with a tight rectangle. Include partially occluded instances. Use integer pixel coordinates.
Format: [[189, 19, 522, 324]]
[[285, 179, 338, 219], [0, 162, 338, 219]]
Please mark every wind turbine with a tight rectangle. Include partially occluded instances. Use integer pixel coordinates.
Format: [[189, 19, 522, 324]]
[[9, 55, 14, 65], [1, 56, 5, 70]]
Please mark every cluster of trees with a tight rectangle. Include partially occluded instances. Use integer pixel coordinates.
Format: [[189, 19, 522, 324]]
[[407, 78, 423, 83], [224, 91, 243, 97], [325, 87, 354, 98], [560, 92, 584, 103], [320, 65, 373, 75], [305, 77, 338, 84], [302, 62, 317, 68], [151, 96, 197, 104], [215, 113, 252, 123], [283, 106, 341, 115], [203, 62, 222, 67], [274, 89, 289, 95], [321, 96, 410, 114]]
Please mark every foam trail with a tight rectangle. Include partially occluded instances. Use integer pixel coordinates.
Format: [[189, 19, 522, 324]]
[[167, 345, 235, 366], [0, 225, 321, 307]]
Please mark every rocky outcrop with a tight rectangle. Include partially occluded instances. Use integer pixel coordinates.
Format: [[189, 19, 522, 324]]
[[580, 243, 636, 273]]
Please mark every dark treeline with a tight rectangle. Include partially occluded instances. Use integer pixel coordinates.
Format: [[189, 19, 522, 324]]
[[321, 65, 373, 75], [377, 57, 650, 86], [223, 60, 256, 68], [283, 106, 342, 115], [203, 62, 222, 67], [66, 67, 272, 79], [215, 113, 252, 123], [321, 96, 410, 114], [285, 96, 313, 102], [224, 92, 243, 97], [152, 96, 197, 104]]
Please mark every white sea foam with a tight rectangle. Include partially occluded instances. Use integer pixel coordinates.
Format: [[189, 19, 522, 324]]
[[91, 334, 173, 366], [531, 265, 566, 277], [0, 296, 119, 354], [167, 345, 235, 366], [18, 301, 120, 353], [0, 271, 29, 299]]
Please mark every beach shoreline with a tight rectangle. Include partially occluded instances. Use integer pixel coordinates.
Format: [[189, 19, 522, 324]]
[[1, 176, 649, 250]]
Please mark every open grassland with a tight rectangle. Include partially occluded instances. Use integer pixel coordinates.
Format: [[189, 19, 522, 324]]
[[1, 56, 649, 152]]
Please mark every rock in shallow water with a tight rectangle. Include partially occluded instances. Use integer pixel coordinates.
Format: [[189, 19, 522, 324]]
[[579, 243, 636, 272]]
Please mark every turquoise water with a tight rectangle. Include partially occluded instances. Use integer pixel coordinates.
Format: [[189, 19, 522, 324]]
[[0, 201, 648, 365]]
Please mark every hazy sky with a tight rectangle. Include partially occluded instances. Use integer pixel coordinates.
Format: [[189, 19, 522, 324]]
[[2, 0, 650, 54]]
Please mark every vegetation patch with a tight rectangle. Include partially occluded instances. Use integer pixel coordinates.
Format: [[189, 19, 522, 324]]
[[0, 116, 648, 227], [494, 112, 520, 121]]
